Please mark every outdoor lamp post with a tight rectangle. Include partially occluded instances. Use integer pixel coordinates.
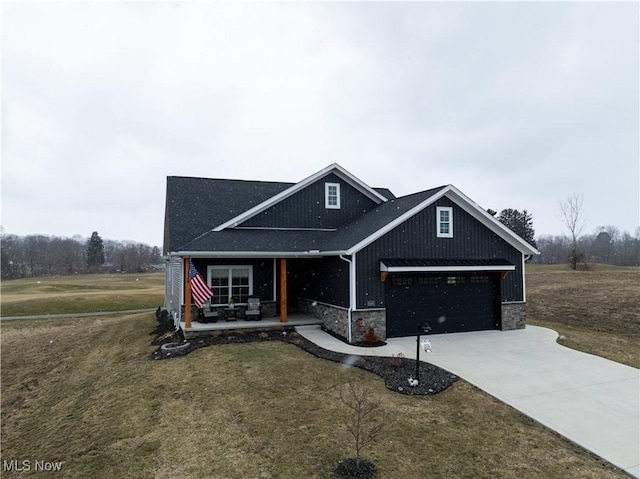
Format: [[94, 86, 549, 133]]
[[415, 322, 431, 384]]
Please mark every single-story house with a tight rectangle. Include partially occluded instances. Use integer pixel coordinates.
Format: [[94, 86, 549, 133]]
[[163, 163, 539, 343]]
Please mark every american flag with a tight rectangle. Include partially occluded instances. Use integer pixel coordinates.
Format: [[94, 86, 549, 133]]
[[189, 261, 213, 307]]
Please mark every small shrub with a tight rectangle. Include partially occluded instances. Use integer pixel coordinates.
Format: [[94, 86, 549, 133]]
[[390, 352, 405, 368], [364, 328, 379, 345], [258, 332, 269, 340]]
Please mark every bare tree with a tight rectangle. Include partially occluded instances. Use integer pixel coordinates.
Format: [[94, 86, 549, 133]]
[[339, 380, 383, 468], [559, 193, 586, 270]]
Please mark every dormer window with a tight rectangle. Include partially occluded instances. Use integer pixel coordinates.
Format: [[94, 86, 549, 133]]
[[325, 182, 341, 209], [437, 206, 453, 238]]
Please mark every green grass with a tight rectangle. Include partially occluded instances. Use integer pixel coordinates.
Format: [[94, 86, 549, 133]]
[[0, 313, 627, 478], [0, 273, 164, 316]]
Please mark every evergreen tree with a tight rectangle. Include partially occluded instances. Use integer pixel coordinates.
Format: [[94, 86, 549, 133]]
[[86, 231, 105, 270], [497, 209, 537, 248]]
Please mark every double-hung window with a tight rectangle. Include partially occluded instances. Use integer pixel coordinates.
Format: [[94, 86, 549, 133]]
[[437, 206, 453, 238], [325, 182, 341, 209], [208, 266, 253, 305]]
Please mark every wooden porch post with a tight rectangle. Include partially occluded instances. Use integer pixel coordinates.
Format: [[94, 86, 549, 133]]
[[280, 258, 287, 323], [184, 257, 192, 328]]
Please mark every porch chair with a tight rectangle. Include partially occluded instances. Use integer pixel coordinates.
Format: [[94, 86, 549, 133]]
[[244, 297, 261, 321], [201, 300, 218, 323]]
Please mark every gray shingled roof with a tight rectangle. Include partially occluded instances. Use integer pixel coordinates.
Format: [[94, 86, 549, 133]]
[[164, 176, 401, 253], [165, 175, 445, 254], [179, 228, 336, 253], [164, 177, 293, 253], [320, 187, 445, 252]]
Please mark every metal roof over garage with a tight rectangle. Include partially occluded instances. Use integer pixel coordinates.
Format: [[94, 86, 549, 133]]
[[380, 258, 516, 272]]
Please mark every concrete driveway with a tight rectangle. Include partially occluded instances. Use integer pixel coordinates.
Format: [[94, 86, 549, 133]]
[[296, 325, 640, 478]]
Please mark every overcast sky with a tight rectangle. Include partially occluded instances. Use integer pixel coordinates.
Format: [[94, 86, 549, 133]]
[[2, 1, 638, 247]]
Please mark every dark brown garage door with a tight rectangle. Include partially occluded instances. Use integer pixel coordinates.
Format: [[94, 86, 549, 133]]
[[385, 273, 500, 337]]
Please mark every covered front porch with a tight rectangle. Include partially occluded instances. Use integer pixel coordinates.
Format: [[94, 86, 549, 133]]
[[180, 313, 323, 339], [171, 254, 350, 337]]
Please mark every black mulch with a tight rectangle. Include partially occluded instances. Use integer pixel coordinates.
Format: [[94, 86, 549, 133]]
[[334, 458, 377, 479], [150, 317, 458, 396]]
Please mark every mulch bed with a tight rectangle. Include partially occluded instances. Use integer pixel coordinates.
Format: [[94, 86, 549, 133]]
[[150, 319, 458, 396]]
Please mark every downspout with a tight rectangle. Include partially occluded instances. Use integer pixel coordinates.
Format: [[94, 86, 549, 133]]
[[523, 254, 532, 302], [339, 254, 354, 343]]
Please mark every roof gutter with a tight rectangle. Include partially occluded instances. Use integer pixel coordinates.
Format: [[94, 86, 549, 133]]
[[169, 250, 333, 258]]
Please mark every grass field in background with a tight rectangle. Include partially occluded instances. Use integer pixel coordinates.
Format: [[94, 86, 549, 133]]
[[0, 313, 626, 479], [526, 264, 640, 368], [0, 273, 165, 317]]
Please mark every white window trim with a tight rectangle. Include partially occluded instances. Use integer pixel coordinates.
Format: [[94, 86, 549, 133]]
[[437, 206, 453, 238], [207, 265, 254, 305], [325, 182, 341, 209]]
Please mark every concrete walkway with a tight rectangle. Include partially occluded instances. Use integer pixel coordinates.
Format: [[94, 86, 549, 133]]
[[296, 325, 640, 478]]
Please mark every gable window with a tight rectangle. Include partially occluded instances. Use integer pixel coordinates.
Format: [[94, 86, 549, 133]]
[[208, 265, 253, 305], [437, 206, 453, 238], [325, 182, 341, 209]]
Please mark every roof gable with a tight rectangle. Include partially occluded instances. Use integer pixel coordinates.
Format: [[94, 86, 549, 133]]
[[213, 163, 389, 231], [340, 185, 539, 256]]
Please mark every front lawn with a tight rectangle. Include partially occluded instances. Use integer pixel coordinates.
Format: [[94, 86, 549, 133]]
[[0, 312, 626, 478]]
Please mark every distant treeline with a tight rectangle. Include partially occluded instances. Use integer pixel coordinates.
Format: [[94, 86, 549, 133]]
[[533, 227, 640, 266], [2, 225, 638, 281], [1, 233, 162, 280]]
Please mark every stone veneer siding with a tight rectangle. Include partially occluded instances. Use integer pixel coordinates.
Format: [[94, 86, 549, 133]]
[[298, 299, 349, 338], [352, 309, 387, 343], [259, 301, 277, 319], [501, 302, 526, 330], [298, 299, 387, 343], [297, 299, 524, 339]]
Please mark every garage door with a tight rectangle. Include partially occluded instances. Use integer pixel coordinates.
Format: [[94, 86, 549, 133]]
[[385, 273, 499, 337]]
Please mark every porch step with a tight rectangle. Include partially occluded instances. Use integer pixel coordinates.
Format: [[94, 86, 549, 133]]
[[180, 315, 323, 339]]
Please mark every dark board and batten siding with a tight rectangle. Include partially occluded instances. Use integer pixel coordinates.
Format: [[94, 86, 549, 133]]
[[287, 257, 350, 309], [241, 173, 379, 230], [355, 197, 524, 309]]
